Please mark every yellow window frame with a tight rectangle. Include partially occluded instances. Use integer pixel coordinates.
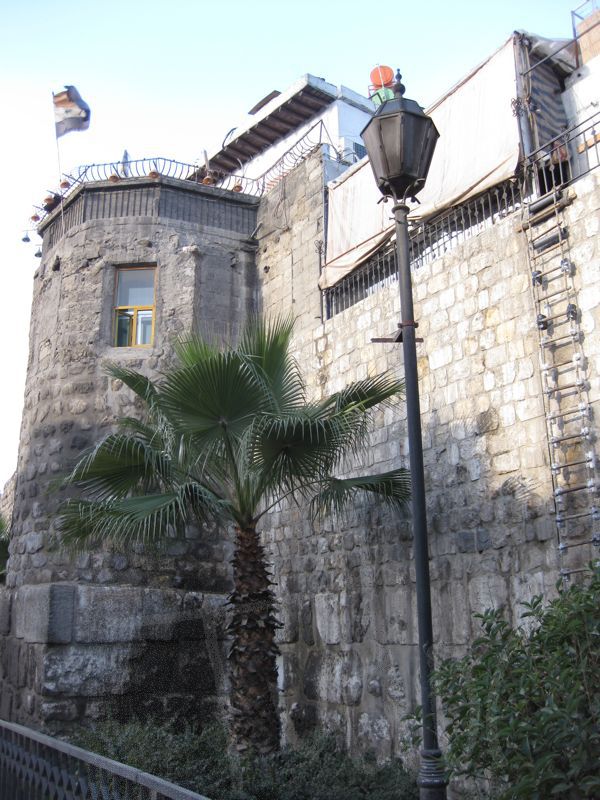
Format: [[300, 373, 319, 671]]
[[113, 266, 156, 348]]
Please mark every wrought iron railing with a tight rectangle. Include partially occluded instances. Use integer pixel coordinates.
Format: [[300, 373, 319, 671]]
[[521, 111, 600, 196], [0, 719, 211, 800], [323, 110, 600, 320], [31, 120, 345, 228], [323, 178, 523, 318]]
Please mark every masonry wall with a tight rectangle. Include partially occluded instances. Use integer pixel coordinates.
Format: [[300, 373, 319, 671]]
[[3, 152, 598, 752], [257, 151, 600, 756], [1, 178, 259, 730]]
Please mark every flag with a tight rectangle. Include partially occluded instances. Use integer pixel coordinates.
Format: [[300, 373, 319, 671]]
[[53, 85, 90, 138]]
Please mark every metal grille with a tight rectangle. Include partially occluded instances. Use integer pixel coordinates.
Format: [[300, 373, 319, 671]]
[[522, 111, 600, 197], [158, 187, 256, 234], [323, 178, 523, 319], [85, 187, 159, 222], [323, 110, 599, 320], [0, 719, 211, 800]]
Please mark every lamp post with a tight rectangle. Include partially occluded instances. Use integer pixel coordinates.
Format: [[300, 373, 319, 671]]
[[361, 71, 447, 800]]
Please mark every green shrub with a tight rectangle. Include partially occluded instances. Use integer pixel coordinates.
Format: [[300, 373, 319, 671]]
[[434, 569, 600, 799], [70, 720, 417, 800]]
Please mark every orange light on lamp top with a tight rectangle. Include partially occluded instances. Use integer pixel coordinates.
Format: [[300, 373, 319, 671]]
[[370, 65, 395, 89]]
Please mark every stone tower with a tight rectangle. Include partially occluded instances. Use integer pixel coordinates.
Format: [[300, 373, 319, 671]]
[[1, 173, 259, 728]]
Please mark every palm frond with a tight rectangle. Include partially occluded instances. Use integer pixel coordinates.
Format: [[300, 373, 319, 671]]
[[251, 411, 366, 504], [58, 493, 185, 548], [159, 352, 265, 444], [62, 433, 173, 500], [311, 469, 411, 518], [327, 373, 404, 414], [174, 334, 221, 367], [238, 315, 306, 412], [57, 483, 227, 549]]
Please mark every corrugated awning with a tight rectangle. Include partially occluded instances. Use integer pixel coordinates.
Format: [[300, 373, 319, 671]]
[[195, 83, 336, 180]]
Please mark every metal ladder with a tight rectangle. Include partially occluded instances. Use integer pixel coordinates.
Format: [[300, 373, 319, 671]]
[[521, 186, 599, 581]]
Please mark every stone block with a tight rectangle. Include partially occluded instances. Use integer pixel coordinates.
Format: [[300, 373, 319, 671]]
[[276, 598, 299, 644], [300, 599, 314, 645], [74, 585, 143, 643], [492, 451, 520, 474], [429, 344, 453, 370], [314, 593, 340, 644], [468, 573, 508, 618], [42, 644, 132, 696], [373, 585, 415, 645], [357, 713, 392, 751], [14, 584, 74, 644], [39, 700, 79, 721], [515, 397, 542, 422], [0, 589, 12, 636]]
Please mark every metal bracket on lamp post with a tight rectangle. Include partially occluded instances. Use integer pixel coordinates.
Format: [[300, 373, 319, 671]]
[[371, 321, 423, 344]]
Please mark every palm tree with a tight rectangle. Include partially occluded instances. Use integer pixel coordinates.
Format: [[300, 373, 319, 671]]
[[58, 317, 410, 754]]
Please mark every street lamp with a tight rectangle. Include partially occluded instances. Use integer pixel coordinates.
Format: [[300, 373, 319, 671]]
[[361, 71, 447, 800]]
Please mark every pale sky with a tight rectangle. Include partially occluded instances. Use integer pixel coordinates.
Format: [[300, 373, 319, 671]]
[[0, 0, 580, 489]]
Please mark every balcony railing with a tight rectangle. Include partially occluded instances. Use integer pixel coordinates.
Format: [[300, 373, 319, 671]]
[[0, 719, 211, 800]]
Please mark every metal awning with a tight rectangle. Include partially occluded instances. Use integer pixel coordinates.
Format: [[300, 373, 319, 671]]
[[194, 81, 338, 179]]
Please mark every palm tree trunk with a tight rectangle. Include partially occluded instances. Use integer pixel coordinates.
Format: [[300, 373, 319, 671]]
[[228, 523, 281, 754]]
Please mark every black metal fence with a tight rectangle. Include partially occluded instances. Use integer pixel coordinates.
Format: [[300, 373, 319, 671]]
[[323, 110, 600, 319], [0, 719, 211, 800]]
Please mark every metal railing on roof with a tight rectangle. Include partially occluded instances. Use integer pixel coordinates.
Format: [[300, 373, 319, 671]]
[[32, 121, 348, 228], [70, 155, 263, 196], [0, 718, 211, 800], [522, 111, 600, 196], [322, 110, 599, 320]]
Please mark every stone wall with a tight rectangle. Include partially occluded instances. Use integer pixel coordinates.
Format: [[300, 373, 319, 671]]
[[3, 150, 598, 754], [256, 150, 600, 756], [1, 178, 259, 729]]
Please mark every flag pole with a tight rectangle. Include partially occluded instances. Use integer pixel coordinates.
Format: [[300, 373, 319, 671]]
[[52, 91, 66, 240], [51, 86, 91, 240]]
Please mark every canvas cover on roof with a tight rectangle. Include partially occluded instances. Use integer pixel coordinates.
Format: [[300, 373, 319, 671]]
[[320, 36, 521, 289]]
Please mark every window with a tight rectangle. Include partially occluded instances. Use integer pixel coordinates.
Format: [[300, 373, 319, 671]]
[[114, 267, 155, 347]]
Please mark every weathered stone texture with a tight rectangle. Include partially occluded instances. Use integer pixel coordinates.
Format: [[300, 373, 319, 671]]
[[0, 582, 229, 731], [256, 151, 599, 754], [3, 154, 599, 755], [2, 180, 258, 728], [10, 180, 258, 590]]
